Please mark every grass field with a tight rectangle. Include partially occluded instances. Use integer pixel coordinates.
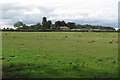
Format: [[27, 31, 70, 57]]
[[2, 32, 118, 78]]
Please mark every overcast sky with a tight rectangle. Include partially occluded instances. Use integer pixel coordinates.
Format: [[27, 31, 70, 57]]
[[0, 0, 119, 29]]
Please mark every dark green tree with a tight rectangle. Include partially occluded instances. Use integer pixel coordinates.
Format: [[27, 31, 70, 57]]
[[29, 25, 34, 29], [54, 21, 61, 29], [14, 21, 24, 28], [67, 22, 76, 29], [34, 23, 42, 29], [42, 17, 47, 30], [117, 29, 120, 32], [29, 23, 41, 30], [22, 24, 29, 29], [47, 20, 52, 29], [61, 21, 67, 26]]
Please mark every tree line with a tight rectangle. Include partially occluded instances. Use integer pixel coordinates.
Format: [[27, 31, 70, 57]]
[[2, 17, 118, 32], [13, 17, 78, 30]]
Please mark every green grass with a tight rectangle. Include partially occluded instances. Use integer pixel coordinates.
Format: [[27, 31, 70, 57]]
[[2, 32, 118, 78]]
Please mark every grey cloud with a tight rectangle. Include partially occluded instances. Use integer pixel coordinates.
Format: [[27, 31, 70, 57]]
[[1, 3, 55, 26], [1, 2, 118, 28]]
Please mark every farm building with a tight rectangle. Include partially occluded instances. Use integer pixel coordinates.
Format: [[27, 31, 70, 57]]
[[59, 26, 70, 30]]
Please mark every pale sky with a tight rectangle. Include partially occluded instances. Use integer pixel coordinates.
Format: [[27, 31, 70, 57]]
[[0, 0, 119, 29]]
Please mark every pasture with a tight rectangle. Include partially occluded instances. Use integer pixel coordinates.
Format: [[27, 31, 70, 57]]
[[2, 32, 118, 78]]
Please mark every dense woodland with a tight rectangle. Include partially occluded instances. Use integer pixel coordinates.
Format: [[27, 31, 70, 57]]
[[2, 17, 119, 32]]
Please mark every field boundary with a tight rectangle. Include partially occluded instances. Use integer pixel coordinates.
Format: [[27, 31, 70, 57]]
[[1, 30, 118, 32]]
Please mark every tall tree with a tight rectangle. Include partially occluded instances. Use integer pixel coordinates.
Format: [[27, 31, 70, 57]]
[[14, 21, 24, 28], [42, 17, 47, 29], [54, 21, 61, 29], [47, 20, 52, 29], [61, 21, 67, 26]]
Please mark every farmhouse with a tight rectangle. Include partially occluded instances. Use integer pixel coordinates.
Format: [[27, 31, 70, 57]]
[[59, 26, 70, 30]]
